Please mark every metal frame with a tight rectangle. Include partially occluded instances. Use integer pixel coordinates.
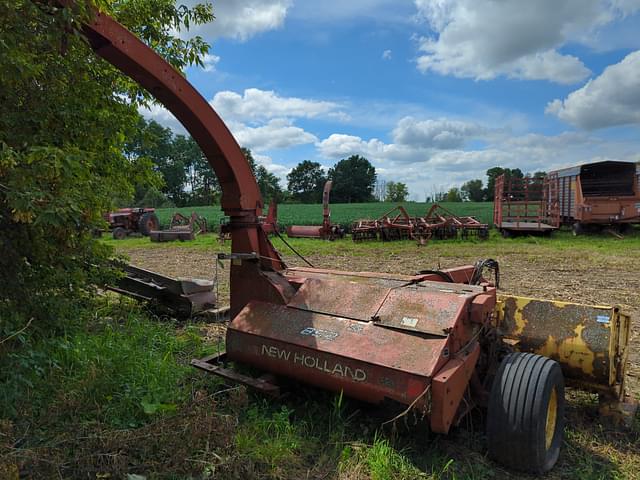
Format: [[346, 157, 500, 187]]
[[493, 174, 560, 235]]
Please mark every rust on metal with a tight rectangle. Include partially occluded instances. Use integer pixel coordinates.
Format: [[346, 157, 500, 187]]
[[495, 294, 630, 398], [226, 301, 448, 404], [108, 264, 216, 317], [430, 343, 480, 433], [351, 204, 488, 242], [493, 173, 560, 235], [191, 353, 280, 396]]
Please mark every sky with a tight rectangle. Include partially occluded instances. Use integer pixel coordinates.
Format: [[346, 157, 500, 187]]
[[144, 0, 640, 200]]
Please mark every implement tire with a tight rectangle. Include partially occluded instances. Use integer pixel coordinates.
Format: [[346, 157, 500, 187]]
[[487, 352, 565, 474], [138, 212, 160, 236]]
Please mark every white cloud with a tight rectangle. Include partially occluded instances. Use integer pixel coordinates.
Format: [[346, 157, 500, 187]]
[[391, 117, 486, 149], [253, 153, 290, 184], [315, 115, 638, 198], [412, 0, 639, 83], [181, 0, 292, 41], [228, 118, 318, 151], [201, 53, 220, 72], [140, 104, 186, 134], [546, 50, 640, 129], [211, 88, 347, 122], [382, 49, 392, 60]]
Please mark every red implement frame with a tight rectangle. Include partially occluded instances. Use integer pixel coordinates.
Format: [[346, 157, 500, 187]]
[[352, 204, 488, 242], [493, 174, 559, 236], [286, 181, 344, 240]]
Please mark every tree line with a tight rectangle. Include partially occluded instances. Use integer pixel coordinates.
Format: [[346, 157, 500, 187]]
[[431, 167, 547, 203], [129, 118, 410, 206]]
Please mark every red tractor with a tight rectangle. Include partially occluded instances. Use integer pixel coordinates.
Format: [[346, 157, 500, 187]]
[[104, 207, 160, 240]]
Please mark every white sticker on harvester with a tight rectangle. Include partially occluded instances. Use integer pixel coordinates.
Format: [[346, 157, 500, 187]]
[[401, 317, 419, 327], [596, 315, 610, 324]]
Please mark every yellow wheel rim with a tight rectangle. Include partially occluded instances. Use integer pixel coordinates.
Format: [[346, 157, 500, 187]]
[[545, 387, 558, 450]]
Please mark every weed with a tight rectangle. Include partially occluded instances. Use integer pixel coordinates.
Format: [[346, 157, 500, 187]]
[[235, 402, 307, 476]]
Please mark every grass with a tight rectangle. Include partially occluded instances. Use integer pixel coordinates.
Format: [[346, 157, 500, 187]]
[[4, 229, 640, 479], [102, 224, 640, 260], [152, 201, 495, 229]]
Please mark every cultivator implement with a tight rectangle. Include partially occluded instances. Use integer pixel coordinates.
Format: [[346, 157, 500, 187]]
[[351, 204, 489, 242], [63, 4, 635, 474]]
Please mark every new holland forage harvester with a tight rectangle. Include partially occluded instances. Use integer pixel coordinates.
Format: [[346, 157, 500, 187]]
[[55, 3, 634, 474]]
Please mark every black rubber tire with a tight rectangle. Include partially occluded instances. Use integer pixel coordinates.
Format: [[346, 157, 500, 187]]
[[571, 222, 584, 236], [487, 352, 565, 474], [138, 212, 160, 236], [112, 227, 127, 240]]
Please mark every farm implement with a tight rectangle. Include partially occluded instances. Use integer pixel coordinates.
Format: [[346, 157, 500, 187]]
[[56, 3, 635, 474], [107, 264, 216, 317], [286, 180, 345, 240], [150, 211, 208, 242], [351, 204, 489, 243]]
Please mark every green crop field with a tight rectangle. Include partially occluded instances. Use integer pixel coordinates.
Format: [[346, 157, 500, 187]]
[[155, 201, 495, 229]]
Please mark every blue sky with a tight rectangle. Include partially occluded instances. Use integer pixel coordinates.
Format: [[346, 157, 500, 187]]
[[145, 0, 640, 200]]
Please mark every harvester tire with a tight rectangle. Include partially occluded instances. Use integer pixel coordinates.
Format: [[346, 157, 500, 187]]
[[138, 212, 160, 236], [112, 227, 127, 240], [487, 352, 564, 474]]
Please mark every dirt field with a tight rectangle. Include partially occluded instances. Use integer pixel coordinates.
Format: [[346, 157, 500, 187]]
[[117, 234, 640, 479]]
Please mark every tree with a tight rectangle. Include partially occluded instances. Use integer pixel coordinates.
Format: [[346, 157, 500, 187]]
[[485, 167, 524, 200], [461, 179, 485, 202], [287, 160, 326, 203], [328, 155, 376, 203], [242, 148, 283, 202], [446, 187, 463, 202], [173, 134, 219, 205], [0, 0, 213, 342], [384, 181, 409, 202]]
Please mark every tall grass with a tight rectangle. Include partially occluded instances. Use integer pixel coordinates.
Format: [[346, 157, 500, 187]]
[[1, 300, 214, 428]]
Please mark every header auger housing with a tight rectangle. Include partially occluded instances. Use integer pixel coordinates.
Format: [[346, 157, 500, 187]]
[[54, 2, 634, 474]]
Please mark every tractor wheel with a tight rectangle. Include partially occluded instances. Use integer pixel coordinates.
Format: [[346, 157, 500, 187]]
[[487, 352, 565, 474], [112, 227, 127, 240], [138, 212, 160, 236]]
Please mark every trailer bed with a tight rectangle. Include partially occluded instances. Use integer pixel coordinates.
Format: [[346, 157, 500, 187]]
[[499, 221, 558, 232]]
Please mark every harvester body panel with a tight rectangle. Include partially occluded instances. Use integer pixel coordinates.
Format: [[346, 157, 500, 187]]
[[496, 294, 630, 398]]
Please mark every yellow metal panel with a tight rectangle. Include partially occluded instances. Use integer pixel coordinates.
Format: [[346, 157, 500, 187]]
[[495, 294, 629, 398]]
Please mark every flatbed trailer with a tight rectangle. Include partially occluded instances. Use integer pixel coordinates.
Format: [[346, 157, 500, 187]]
[[493, 173, 560, 237]]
